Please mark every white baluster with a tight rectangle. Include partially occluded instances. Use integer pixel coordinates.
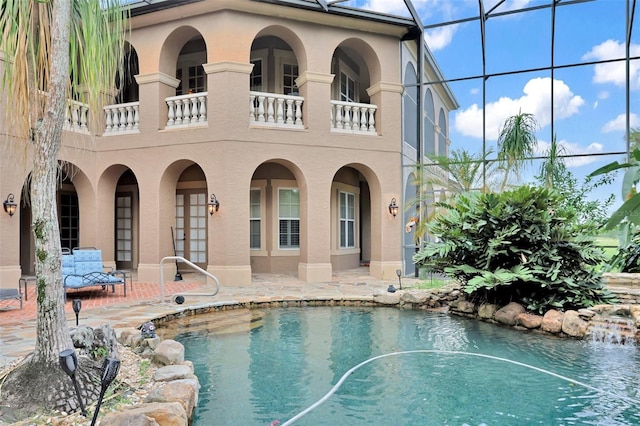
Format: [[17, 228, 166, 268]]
[[190, 97, 198, 123], [250, 94, 256, 123], [80, 106, 88, 131], [285, 99, 294, 125], [126, 106, 134, 130], [266, 96, 275, 123], [295, 100, 303, 126], [198, 95, 206, 123], [175, 99, 184, 125], [257, 96, 265, 122], [105, 108, 113, 133], [352, 106, 360, 132], [360, 108, 368, 132], [343, 105, 352, 130], [368, 107, 376, 132], [72, 104, 80, 130], [276, 98, 284, 124], [167, 100, 176, 126], [335, 104, 343, 129], [133, 104, 139, 130], [118, 107, 127, 131]]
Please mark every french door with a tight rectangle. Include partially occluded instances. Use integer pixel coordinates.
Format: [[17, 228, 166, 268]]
[[175, 191, 207, 269]]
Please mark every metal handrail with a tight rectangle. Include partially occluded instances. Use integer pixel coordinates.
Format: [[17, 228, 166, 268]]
[[159, 256, 220, 304]]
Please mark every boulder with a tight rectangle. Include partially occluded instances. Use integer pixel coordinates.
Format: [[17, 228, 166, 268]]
[[99, 412, 160, 426], [454, 300, 475, 314], [153, 364, 195, 382], [400, 291, 428, 304], [541, 310, 564, 333], [114, 402, 187, 426], [373, 292, 400, 305], [562, 310, 589, 338], [516, 313, 542, 329], [477, 304, 497, 319], [494, 302, 525, 326], [153, 339, 185, 366], [145, 381, 196, 419]]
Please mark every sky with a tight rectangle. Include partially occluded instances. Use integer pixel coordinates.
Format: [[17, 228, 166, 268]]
[[341, 0, 639, 211]]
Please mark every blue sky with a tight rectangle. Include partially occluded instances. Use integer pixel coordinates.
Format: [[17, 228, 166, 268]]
[[343, 0, 639, 211]]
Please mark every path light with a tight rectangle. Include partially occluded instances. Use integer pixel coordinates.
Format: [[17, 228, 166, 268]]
[[388, 198, 398, 217], [3, 193, 16, 217], [396, 268, 403, 290], [90, 357, 121, 426], [59, 349, 87, 416], [72, 299, 82, 326], [208, 194, 220, 215]]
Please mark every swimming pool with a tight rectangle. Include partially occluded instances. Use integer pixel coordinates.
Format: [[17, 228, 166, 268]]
[[163, 307, 640, 425]]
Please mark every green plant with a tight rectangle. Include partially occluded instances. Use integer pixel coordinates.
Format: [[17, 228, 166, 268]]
[[91, 346, 108, 360], [608, 231, 640, 272], [414, 186, 616, 312]]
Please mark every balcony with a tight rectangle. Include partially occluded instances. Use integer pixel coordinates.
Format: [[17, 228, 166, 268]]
[[330, 100, 377, 135], [249, 91, 304, 129]]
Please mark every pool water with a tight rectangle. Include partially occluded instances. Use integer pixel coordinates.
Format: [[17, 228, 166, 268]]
[[165, 307, 640, 425]]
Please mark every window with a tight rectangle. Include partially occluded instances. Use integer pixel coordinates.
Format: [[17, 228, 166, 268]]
[[340, 71, 357, 103], [279, 188, 299, 249], [339, 192, 355, 248], [250, 189, 261, 249], [282, 63, 299, 95], [250, 59, 263, 92], [60, 193, 79, 250], [116, 195, 132, 262]]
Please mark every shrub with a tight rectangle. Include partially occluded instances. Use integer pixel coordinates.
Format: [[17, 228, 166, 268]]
[[609, 231, 640, 272], [414, 186, 616, 312]]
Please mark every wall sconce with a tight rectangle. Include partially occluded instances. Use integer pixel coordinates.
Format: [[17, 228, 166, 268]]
[[3, 193, 16, 217], [388, 198, 398, 217], [208, 194, 220, 216]]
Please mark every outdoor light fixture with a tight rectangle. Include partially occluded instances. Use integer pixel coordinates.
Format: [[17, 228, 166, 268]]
[[388, 198, 398, 217], [396, 268, 403, 290], [72, 299, 82, 326], [3, 193, 16, 217], [90, 357, 121, 426], [207, 194, 220, 215], [59, 348, 87, 416]]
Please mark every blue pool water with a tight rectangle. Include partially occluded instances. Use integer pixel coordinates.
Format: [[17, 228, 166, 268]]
[[167, 307, 640, 425]]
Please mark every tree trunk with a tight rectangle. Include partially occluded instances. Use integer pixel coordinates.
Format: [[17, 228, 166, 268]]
[[31, 0, 73, 365]]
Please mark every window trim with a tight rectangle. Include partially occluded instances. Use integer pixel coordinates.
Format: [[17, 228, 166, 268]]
[[277, 187, 300, 250], [339, 191, 356, 249]]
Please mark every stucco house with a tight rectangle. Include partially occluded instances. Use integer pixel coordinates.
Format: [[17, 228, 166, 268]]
[[0, 0, 457, 289]]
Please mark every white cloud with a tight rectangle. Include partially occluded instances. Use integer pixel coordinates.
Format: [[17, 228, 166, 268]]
[[582, 40, 640, 89], [593, 101, 598, 109], [470, 87, 479, 95], [424, 25, 458, 52], [454, 77, 584, 140], [534, 139, 604, 167], [598, 91, 610, 100], [602, 113, 640, 133]]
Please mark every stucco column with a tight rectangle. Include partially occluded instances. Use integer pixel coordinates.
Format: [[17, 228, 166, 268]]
[[203, 61, 253, 286], [135, 72, 180, 133], [295, 71, 334, 133], [297, 177, 333, 283]]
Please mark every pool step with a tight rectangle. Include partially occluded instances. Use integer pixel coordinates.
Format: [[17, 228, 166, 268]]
[[157, 309, 264, 339]]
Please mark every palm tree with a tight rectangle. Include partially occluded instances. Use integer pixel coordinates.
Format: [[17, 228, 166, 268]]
[[407, 148, 500, 242], [0, 0, 126, 415], [497, 110, 539, 190], [538, 134, 568, 189]]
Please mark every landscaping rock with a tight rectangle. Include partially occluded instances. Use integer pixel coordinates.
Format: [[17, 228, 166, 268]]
[[494, 302, 525, 326], [153, 364, 195, 382], [153, 339, 185, 366], [401, 291, 428, 304], [477, 304, 497, 319], [113, 402, 187, 426], [145, 381, 197, 418], [373, 292, 400, 305], [541, 310, 564, 333], [99, 412, 160, 426], [516, 313, 543, 329], [562, 310, 589, 338], [454, 300, 475, 314]]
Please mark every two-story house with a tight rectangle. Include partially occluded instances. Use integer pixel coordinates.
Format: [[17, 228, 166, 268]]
[[0, 0, 457, 288]]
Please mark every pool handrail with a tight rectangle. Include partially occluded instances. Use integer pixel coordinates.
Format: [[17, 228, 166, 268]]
[[159, 256, 220, 303]]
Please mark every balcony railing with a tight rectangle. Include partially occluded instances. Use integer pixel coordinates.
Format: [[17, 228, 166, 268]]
[[64, 100, 89, 134], [330, 100, 377, 134], [104, 101, 140, 135], [250, 91, 304, 128], [166, 92, 208, 128]]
